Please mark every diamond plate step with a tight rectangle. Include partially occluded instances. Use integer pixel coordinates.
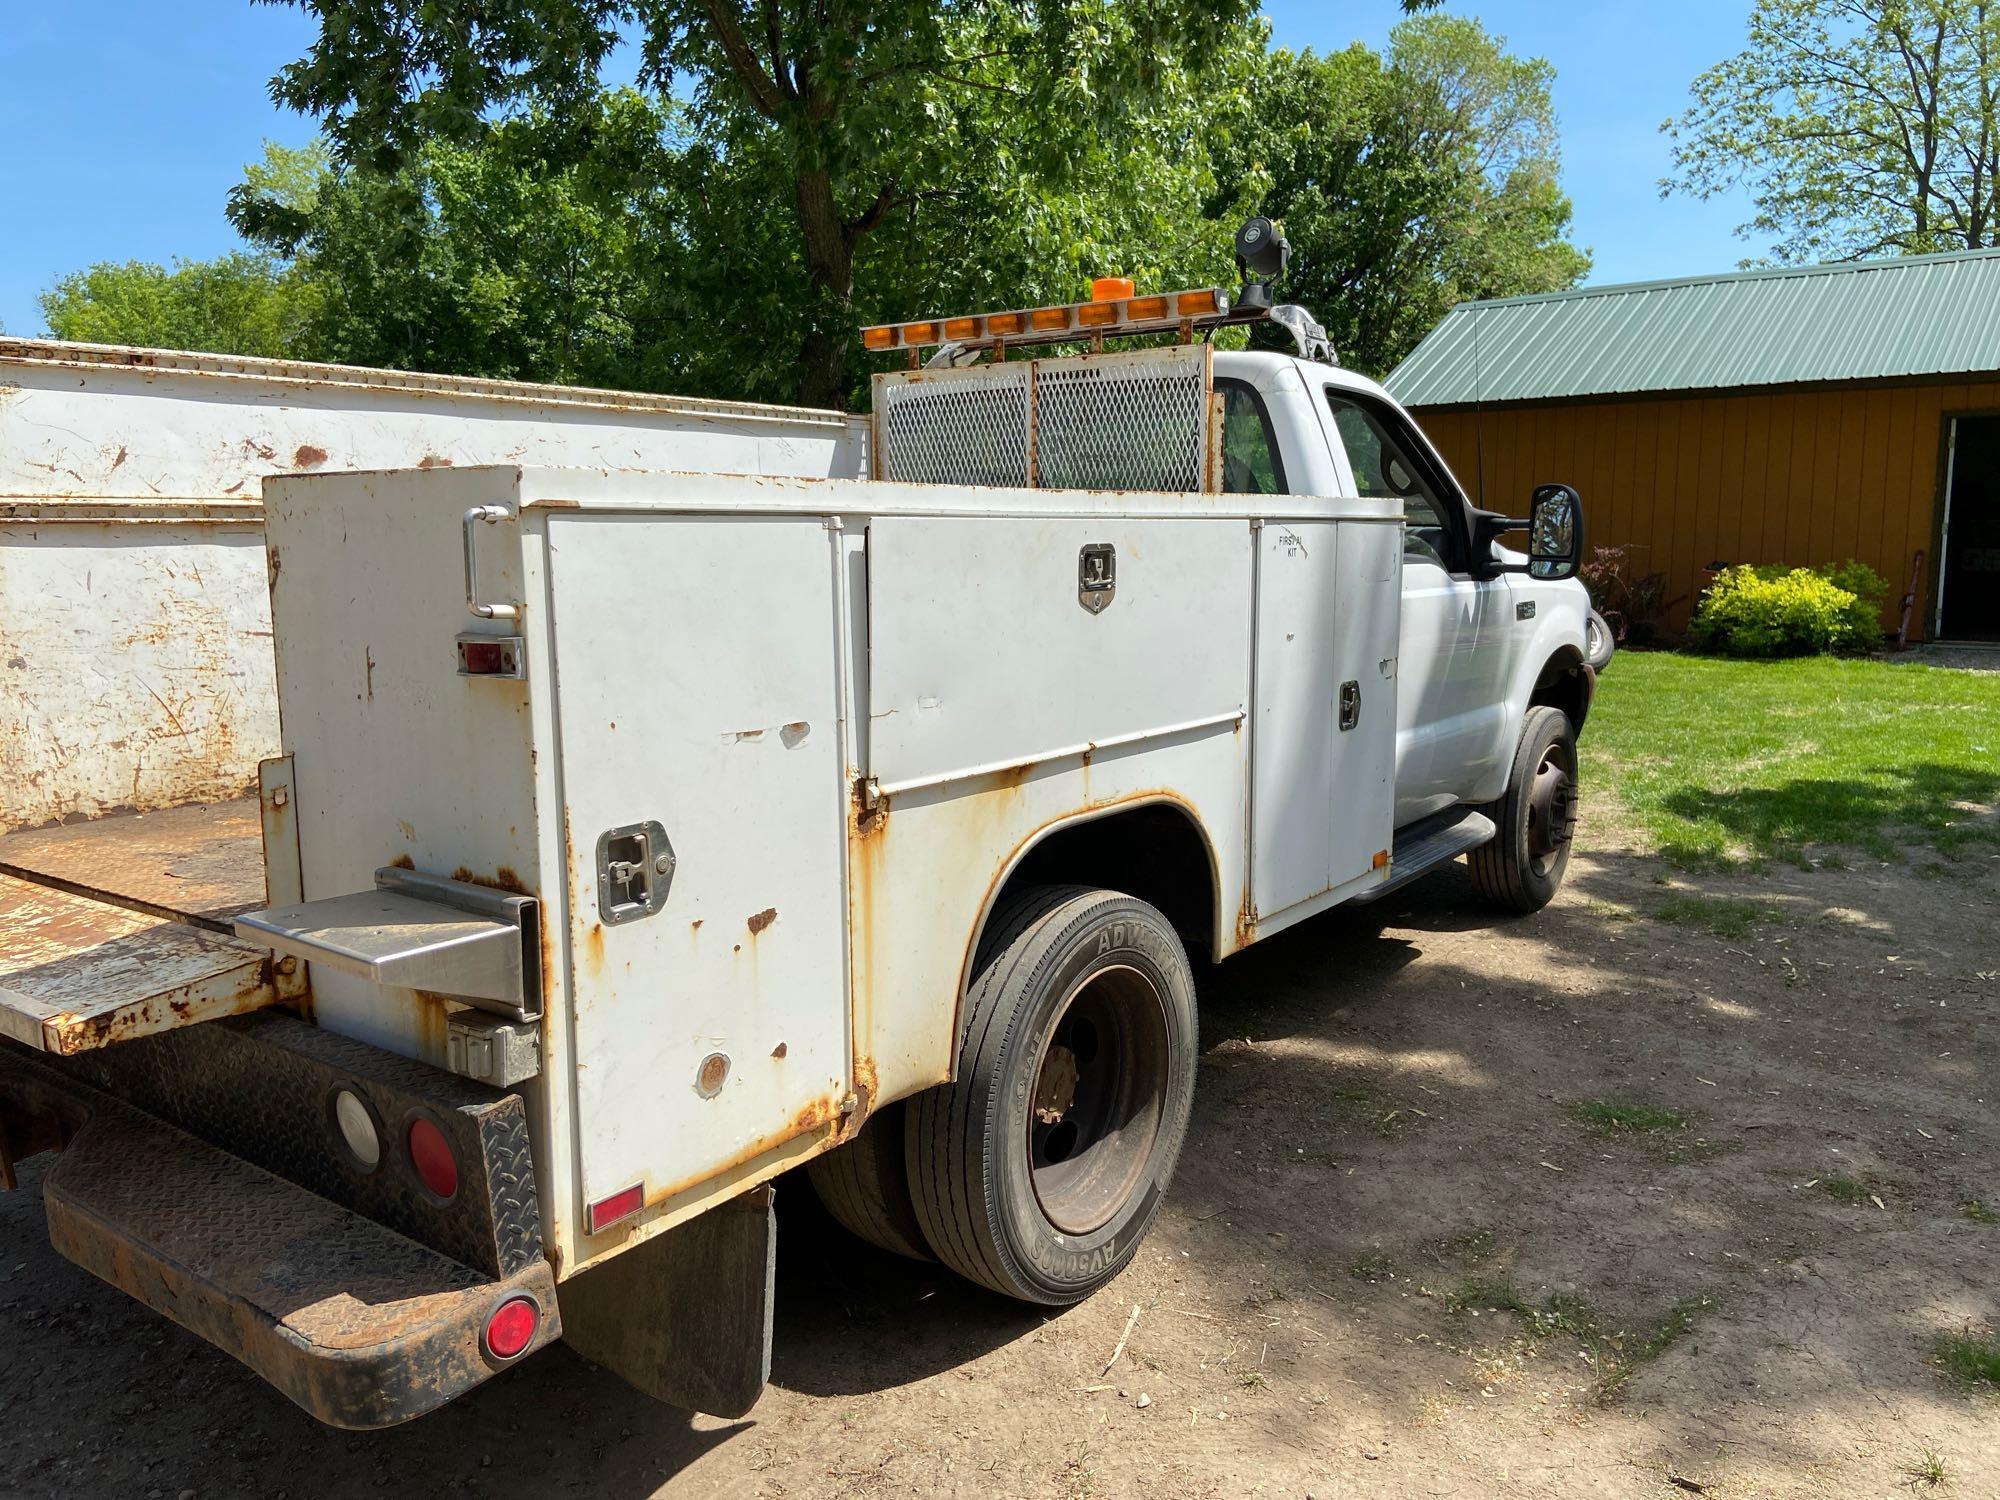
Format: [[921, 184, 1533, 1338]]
[[5, 1045, 558, 1429], [1350, 806, 1498, 905]]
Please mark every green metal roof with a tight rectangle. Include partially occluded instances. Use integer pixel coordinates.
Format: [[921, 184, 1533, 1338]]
[[1385, 247, 2000, 408]]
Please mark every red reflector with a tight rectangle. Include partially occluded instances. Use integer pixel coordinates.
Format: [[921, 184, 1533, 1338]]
[[461, 640, 507, 674], [407, 1117, 459, 1199], [587, 1182, 645, 1235], [483, 1295, 540, 1361]]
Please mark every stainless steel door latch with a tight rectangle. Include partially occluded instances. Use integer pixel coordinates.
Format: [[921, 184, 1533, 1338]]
[[1078, 543, 1116, 614], [597, 821, 675, 924]]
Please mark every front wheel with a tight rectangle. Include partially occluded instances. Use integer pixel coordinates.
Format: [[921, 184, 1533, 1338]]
[[906, 886, 1198, 1305], [1468, 705, 1579, 912], [1584, 609, 1616, 671]]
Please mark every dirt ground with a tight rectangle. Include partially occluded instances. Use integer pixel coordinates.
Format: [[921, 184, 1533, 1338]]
[[4, 789, 1996, 1500]]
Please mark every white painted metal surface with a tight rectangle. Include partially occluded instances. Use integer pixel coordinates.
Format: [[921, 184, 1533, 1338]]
[[0, 337, 867, 832], [545, 510, 852, 1226], [865, 515, 1251, 788], [255, 463, 1412, 1274]]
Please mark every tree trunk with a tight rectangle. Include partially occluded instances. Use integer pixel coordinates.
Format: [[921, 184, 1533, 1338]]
[[793, 166, 857, 409]]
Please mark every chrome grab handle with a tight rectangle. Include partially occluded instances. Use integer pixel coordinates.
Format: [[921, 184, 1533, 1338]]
[[463, 504, 521, 620]]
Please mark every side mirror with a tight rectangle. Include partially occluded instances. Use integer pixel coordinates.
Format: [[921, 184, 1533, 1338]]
[[1471, 483, 1584, 581]]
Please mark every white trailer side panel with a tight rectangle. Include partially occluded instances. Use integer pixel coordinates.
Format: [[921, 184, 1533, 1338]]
[[0, 512, 274, 822]]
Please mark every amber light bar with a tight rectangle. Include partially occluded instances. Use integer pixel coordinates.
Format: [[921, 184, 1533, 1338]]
[[862, 287, 1232, 355]]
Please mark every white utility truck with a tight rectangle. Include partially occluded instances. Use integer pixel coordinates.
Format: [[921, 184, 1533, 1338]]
[[0, 233, 1599, 1426]]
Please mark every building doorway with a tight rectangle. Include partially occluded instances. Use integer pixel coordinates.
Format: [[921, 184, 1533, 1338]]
[[1940, 415, 2000, 640]]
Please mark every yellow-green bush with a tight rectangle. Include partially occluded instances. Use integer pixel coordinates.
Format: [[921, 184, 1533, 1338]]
[[1690, 562, 1884, 656]]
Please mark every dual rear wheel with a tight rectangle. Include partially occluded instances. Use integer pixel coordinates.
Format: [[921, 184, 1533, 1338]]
[[807, 887, 1197, 1304]]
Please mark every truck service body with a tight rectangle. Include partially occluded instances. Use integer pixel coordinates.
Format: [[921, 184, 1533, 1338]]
[[0, 281, 1598, 1426]]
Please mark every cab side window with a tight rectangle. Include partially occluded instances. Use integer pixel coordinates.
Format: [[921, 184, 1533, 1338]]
[[1325, 392, 1456, 570], [1217, 378, 1288, 495]]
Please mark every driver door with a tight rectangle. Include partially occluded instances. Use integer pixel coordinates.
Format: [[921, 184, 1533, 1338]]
[[1320, 390, 1515, 825]]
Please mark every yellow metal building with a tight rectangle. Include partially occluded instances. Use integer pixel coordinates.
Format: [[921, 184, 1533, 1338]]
[[1386, 250, 2000, 641]]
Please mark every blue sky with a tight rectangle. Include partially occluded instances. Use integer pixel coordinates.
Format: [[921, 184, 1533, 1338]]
[[0, 1, 1753, 338]]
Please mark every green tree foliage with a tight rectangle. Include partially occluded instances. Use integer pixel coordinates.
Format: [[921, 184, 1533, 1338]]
[[230, 108, 686, 387], [38, 252, 317, 357], [260, 0, 1263, 406], [44, 6, 1582, 404], [1209, 16, 1589, 375], [1664, 0, 2000, 262]]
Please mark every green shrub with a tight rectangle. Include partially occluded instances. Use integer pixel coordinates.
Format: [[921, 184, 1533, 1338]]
[[1690, 561, 1883, 657], [1820, 560, 1888, 649]]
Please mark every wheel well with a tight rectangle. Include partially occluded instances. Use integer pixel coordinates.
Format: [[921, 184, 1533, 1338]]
[[1529, 646, 1591, 734], [987, 802, 1219, 965]]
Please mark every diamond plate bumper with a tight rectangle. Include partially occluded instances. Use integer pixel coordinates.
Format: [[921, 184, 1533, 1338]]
[[0, 1026, 559, 1428]]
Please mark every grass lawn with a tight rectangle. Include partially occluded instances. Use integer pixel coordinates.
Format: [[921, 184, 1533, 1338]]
[[1584, 653, 2000, 868]]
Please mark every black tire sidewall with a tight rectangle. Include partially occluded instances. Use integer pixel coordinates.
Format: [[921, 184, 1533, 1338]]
[[983, 898, 1196, 1302], [1506, 707, 1576, 904]]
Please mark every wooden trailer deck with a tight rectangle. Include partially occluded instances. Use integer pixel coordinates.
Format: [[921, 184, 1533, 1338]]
[[0, 800, 299, 1056]]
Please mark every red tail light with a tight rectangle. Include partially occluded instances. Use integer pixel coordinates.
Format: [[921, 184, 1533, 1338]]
[[482, 1295, 540, 1361], [407, 1117, 459, 1199]]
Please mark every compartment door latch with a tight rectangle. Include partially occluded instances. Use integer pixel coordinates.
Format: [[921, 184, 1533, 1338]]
[[1078, 543, 1116, 614], [1339, 679, 1361, 732], [597, 822, 675, 925]]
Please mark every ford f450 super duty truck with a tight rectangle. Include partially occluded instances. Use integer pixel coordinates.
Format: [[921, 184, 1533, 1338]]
[[0, 250, 1600, 1427]]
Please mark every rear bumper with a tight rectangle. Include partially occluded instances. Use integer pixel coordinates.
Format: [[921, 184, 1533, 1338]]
[[0, 1019, 559, 1429]]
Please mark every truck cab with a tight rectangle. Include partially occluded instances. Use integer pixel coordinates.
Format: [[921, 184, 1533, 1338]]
[[1210, 350, 1596, 828]]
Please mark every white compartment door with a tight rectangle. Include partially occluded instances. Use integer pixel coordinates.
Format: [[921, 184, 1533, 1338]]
[[547, 511, 850, 1216], [866, 515, 1252, 792], [1249, 521, 1339, 917], [1326, 521, 1400, 887]]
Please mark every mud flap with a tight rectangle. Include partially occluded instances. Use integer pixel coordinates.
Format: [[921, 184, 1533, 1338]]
[[556, 1183, 775, 1418]]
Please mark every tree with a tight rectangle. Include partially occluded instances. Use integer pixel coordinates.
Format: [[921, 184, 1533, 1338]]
[[1664, 0, 2000, 262], [38, 252, 317, 356], [230, 108, 687, 387], [1210, 17, 1589, 375], [262, 0, 1261, 407]]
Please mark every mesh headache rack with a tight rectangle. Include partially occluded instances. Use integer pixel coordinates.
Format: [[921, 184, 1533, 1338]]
[[863, 281, 1333, 494]]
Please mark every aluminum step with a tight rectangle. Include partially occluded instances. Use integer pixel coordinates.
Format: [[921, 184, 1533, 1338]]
[[1350, 806, 1497, 905]]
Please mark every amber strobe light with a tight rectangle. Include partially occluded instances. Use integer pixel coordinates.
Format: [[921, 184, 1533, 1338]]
[[860, 285, 1232, 355]]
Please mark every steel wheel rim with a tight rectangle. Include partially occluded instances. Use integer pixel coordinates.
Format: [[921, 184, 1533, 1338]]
[[1026, 964, 1170, 1236], [1525, 741, 1577, 876]]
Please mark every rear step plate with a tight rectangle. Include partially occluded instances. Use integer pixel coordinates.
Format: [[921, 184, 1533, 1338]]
[[11, 1048, 560, 1429], [1351, 807, 1497, 905]]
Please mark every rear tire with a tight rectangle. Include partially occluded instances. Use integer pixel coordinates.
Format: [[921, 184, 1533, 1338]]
[[907, 886, 1197, 1306], [1468, 705, 1578, 913], [806, 1102, 933, 1261]]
